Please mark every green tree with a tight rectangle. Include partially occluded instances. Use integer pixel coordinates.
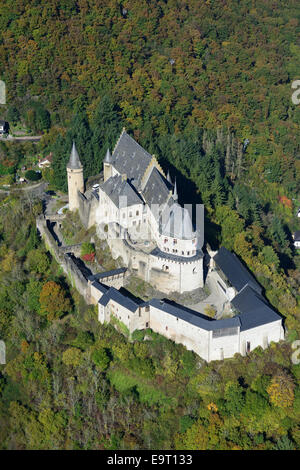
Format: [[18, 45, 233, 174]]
[[62, 347, 82, 367]]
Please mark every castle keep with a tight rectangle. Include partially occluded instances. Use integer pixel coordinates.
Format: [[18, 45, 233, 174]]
[[67, 129, 204, 294]]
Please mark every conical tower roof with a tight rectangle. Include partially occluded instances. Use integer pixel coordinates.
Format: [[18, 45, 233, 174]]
[[67, 141, 82, 169], [104, 148, 111, 163], [167, 170, 172, 183]]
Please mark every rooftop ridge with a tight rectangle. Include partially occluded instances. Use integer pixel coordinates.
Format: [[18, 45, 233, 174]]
[[112, 127, 127, 155]]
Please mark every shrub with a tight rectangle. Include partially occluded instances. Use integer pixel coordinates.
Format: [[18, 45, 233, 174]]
[[25, 170, 41, 181]]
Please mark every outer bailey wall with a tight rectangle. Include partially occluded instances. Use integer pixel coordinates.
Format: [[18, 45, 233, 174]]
[[64, 254, 88, 298], [239, 320, 284, 355], [36, 216, 89, 302], [37, 217, 128, 307], [210, 332, 240, 360], [148, 305, 210, 361]]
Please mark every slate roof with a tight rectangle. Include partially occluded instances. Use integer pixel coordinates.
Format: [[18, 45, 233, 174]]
[[232, 285, 281, 331], [67, 141, 82, 169], [151, 246, 203, 263], [98, 286, 140, 312], [214, 247, 262, 294], [89, 267, 127, 282], [91, 281, 109, 295], [98, 292, 111, 307], [100, 174, 143, 208], [149, 298, 240, 332], [111, 130, 153, 189], [142, 167, 172, 207]]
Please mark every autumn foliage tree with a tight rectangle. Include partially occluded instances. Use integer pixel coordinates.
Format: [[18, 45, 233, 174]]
[[267, 372, 295, 409], [39, 281, 71, 321]]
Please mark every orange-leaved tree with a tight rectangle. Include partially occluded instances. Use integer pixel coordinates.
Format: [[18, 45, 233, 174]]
[[39, 281, 71, 321]]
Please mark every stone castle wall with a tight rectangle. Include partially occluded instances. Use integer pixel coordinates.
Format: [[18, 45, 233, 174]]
[[106, 234, 203, 294], [36, 215, 126, 304], [78, 192, 98, 229]]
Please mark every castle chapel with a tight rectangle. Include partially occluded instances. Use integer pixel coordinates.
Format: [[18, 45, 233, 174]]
[[67, 129, 204, 294]]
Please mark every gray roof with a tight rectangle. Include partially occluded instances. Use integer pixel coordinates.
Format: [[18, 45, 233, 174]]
[[149, 298, 240, 332], [67, 141, 82, 169], [142, 166, 172, 208], [151, 246, 203, 263], [98, 291, 111, 307], [232, 285, 281, 331], [89, 267, 127, 281], [98, 286, 140, 312], [100, 174, 144, 208], [214, 247, 262, 294], [111, 130, 153, 189]]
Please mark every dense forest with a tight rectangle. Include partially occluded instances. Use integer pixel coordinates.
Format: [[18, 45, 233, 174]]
[[0, 0, 300, 450]]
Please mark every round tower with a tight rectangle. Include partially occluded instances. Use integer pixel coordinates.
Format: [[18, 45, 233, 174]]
[[67, 141, 84, 211]]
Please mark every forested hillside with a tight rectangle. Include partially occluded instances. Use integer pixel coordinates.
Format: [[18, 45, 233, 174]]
[[0, 194, 299, 450], [0, 0, 300, 450]]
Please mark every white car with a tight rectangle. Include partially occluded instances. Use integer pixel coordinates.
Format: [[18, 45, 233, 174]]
[[92, 183, 99, 190]]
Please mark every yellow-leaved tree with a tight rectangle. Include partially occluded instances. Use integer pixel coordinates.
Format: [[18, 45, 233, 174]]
[[267, 372, 295, 409]]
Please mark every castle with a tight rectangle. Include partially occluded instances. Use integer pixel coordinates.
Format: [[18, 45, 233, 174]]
[[64, 130, 284, 361], [68, 129, 204, 294]]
